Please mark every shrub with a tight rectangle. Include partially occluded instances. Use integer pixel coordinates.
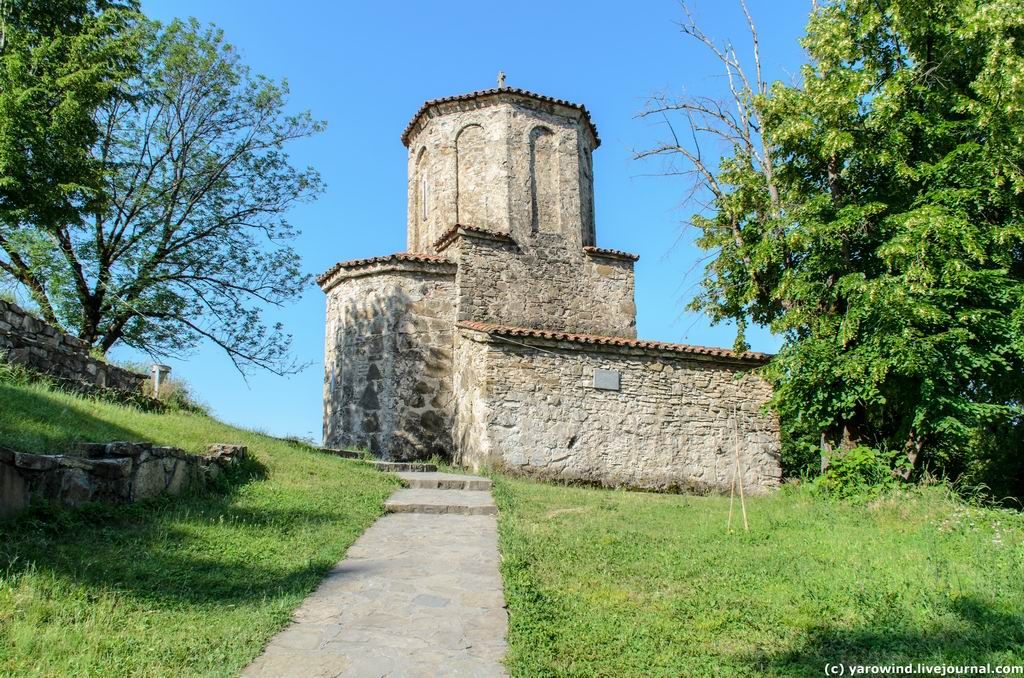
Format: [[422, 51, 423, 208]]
[[147, 375, 209, 415], [814, 446, 898, 500], [779, 414, 823, 479], [111, 359, 208, 415], [0, 360, 35, 386]]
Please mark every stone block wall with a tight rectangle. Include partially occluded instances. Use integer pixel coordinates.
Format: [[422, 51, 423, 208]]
[[449, 231, 637, 337], [0, 299, 145, 392], [322, 259, 457, 460], [452, 330, 493, 467], [0, 443, 247, 518], [454, 327, 782, 494]]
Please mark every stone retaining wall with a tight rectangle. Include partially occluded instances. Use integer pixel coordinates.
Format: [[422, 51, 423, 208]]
[[0, 299, 146, 392], [0, 442, 247, 518]]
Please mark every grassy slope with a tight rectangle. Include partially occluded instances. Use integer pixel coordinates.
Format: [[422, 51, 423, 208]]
[[0, 377, 399, 677], [494, 478, 1024, 677]]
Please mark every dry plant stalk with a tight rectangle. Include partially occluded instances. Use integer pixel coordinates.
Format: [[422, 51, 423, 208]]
[[728, 404, 749, 532]]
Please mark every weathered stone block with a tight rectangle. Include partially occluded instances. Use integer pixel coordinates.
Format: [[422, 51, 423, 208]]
[[131, 459, 168, 500], [85, 458, 133, 479], [204, 444, 248, 464], [76, 443, 109, 458], [105, 442, 151, 458], [0, 464, 29, 518], [59, 468, 95, 506], [14, 452, 60, 471], [164, 460, 192, 495]]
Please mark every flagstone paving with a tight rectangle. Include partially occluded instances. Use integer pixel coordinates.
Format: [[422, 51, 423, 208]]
[[244, 471, 506, 677]]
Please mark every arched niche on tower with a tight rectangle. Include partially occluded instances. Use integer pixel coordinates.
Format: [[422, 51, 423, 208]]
[[580, 142, 596, 246], [529, 126, 559, 234], [414, 146, 430, 234], [455, 124, 488, 229]]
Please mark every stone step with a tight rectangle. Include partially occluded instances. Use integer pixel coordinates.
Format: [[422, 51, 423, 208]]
[[368, 461, 437, 473], [319, 447, 364, 460], [384, 488, 497, 516], [397, 471, 492, 491]]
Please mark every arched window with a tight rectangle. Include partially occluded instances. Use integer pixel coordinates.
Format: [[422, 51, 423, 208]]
[[530, 127, 558, 233]]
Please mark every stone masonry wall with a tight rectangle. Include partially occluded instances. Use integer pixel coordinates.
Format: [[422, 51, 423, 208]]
[[322, 261, 457, 460], [452, 330, 493, 467], [451, 232, 636, 337], [406, 94, 598, 253], [0, 299, 145, 392], [455, 329, 782, 494], [1, 443, 247, 519]]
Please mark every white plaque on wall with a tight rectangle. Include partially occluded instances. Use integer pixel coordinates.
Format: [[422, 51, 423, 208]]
[[593, 368, 620, 391]]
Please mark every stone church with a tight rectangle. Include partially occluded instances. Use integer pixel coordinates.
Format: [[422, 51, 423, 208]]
[[318, 85, 782, 493]]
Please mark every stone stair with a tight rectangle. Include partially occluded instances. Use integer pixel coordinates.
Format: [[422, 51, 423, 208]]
[[318, 449, 438, 473], [319, 449, 495, 514], [369, 460, 437, 473], [384, 471, 496, 516], [396, 471, 492, 491], [318, 447, 364, 460]]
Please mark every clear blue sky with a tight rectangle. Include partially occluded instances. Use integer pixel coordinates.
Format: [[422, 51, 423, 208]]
[[129, 0, 811, 441]]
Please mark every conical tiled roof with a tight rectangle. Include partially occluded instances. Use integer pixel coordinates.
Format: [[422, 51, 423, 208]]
[[401, 87, 600, 148]]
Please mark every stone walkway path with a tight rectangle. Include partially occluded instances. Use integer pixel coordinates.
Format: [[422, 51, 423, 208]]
[[243, 469, 507, 678]]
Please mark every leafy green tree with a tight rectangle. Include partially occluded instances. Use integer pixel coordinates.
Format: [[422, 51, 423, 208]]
[[0, 0, 144, 319], [642, 0, 1024, 487], [0, 4, 323, 374]]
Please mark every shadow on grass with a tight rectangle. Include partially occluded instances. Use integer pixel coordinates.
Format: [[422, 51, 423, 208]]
[[0, 452, 355, 608], [0, 383, 144, 453], [739, 596, 1024, 674]]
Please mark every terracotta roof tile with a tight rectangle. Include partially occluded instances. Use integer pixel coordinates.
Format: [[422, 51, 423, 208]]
[[457, 321, 770, 363], [583, 245, 640, 262], [402, 87, 600, 148], [317, 253, 453, 287], [433, 224, 517, 252]]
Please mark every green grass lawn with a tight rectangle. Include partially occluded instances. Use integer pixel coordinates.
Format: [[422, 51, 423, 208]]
[[5, 370, 1024, 677], [0, 376, 399, 676], [494, 478, 1024, 677]]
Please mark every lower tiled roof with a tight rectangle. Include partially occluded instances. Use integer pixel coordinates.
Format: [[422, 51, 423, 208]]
[[434, 224, 516, 252], [457, 321, 770, 363], [583, 246, 640, 262], [316, 253, 453, 287]]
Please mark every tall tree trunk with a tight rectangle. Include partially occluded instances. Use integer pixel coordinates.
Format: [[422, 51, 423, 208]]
[[895, 431, 924, 481], [820, 407, 868, 472], [820, 432, 834, 473]]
